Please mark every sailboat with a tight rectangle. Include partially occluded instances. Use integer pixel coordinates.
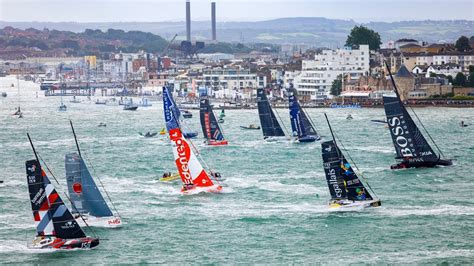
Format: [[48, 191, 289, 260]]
[[257, 88, 287, 140], [58, 95, 67, 111], [288, 89, 320, 142], [383, 62, 452, 169], [199, 98, 228, 146], [218, 109, 225, 123], [25, 133, 99, 249], [163, 89, 223, 195], [162, 87, 199, 139], [70, 95, 81, 103], [321, 114, 381, 211], [66, 121, 122, 227], [13, 76, 23, 118]]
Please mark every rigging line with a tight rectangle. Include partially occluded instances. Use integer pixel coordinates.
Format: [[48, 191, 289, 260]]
[[407, 105, 446, 158], [302, 107, 320, 134], [273, 106, 290, 137], [331, 129, 379, 199], [36, 154, 98, 239]]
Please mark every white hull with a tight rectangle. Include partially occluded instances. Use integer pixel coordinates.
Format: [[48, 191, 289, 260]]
[[264, 136, 289, 142], [328, 200, 381, 212], [76, 215, 123, 228]]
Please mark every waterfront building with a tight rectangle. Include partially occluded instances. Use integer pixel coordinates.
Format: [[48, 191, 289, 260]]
[[292, 45, 370, 100], [195, 66, 265, 99]]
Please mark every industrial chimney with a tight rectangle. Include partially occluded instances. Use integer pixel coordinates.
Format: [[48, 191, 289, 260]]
[[211, 2, 216, 41], [186, 0, 191, 42]]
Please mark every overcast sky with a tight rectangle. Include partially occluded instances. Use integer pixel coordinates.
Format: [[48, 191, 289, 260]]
[[0, 0, 473, 22]]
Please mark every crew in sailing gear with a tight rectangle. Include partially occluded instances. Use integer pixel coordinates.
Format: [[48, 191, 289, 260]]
[[356, 188, 366, 200], [182, 183, 194, 191]]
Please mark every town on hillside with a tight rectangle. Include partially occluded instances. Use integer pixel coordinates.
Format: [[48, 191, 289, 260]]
[[1, 25, 473, 107]]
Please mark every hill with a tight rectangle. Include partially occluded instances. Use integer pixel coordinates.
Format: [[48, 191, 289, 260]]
[[1, 18, 473, 47]]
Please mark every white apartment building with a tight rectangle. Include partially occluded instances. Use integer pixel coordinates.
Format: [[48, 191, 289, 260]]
[[293, 45, 370, 100], [195, 66, 266, 99]]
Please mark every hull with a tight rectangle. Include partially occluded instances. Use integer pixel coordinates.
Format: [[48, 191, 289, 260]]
[[159, 174, 180, 182], [30, 236, 99, 250], [76, 215, 123, 228], [183, 132, 198, 139], [240, 126, 261, 130], [329, 199, 381, 212], [390, 158, 453, 169], [183, 113, 192, 118], [181, 184, 223, 195], [124, 106, 138, 111], [298, 135, 320, 143], [207, 140, 228, 146], [264, 136, 288, 142]]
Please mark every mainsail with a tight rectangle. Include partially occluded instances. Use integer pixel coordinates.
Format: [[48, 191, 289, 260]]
[[65, 153, 113, 217], [321, 141, 373, 201], [26, 159, 86, 239], [288, 92, 319, 141], [162, 87, 198, 138], [164, 97, 217, 188], [383, 95, 438, 163], [199, 98, 227, 143], [257, 88, 285, 138]]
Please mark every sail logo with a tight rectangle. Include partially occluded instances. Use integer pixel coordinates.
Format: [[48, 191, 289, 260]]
[[172, 132, 193, 185], [61, 221, 75, 229], [328, 169, 343, 198], [388, 116, 414, 157], [28, 164, 36, 173], [31, 188, 45, 205]]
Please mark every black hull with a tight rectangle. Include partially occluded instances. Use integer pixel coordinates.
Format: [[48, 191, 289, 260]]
[[391, 159, 453, 169]]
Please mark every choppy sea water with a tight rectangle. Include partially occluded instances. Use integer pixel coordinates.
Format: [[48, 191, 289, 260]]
[[0, 76, 473, 264]]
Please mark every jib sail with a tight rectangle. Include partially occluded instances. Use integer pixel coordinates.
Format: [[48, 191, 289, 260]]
[[199, 98, 225, 141], [383, 95, 438, 162], [65, 153, 113, 217], [257, 88, 285, 138], [26, 159, 86, 239], [289, 93, 318, 138], [321, 141, 373, 201]]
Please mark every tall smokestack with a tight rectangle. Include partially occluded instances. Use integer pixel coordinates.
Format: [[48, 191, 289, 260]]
[[186, 0, 191, 41], [211, 2, 216, 41]]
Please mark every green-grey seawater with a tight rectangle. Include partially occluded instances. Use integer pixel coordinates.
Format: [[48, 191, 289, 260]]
[[0, 76, 473, 264]]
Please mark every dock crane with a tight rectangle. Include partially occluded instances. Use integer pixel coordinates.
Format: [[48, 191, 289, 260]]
[[158, 34, 178, 72]]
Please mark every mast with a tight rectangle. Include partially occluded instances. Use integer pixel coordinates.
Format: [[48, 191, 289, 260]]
[[27, 133, 39, 162], [17, 75, 20, 110], [323, 113, 341, 159], [70, 120, 82, 158]]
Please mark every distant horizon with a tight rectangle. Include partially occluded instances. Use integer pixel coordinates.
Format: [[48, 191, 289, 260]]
[[1, 17, 473, 25], [1, 0, 473, 23]]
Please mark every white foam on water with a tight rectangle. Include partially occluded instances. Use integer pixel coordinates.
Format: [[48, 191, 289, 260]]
[[377, 204, 474, 217]]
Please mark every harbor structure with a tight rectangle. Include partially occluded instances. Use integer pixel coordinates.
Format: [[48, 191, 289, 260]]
[[292, 45, 370, 100]]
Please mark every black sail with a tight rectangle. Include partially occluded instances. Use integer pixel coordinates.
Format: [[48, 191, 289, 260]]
[[199, 98, 225, 141], [26, 160, 86, 239], [257, 88, 285, 137], [321, 141, 347, 200], [383, 96, 438, 163], [321, 141, 373, 201]]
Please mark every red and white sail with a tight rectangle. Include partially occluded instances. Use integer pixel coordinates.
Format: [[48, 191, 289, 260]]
[[169, 128, 218, 189]]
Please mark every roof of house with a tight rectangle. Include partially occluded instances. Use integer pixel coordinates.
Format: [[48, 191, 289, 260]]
[[396, 65, 414, 78]]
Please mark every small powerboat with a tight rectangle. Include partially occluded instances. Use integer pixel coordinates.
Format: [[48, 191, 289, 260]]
[[181, 110, 192, 118], [240, 124, 261, 130]]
